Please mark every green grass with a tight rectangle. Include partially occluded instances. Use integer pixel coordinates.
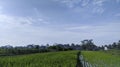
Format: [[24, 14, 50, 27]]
[[105, 49, 120, 56], [0, 51, 78, 67], [82, 50, 120, 67], [0, 50, 119, 67]]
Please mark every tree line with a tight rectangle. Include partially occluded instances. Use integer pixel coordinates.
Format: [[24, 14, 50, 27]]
[[0, 39, 120, 56]]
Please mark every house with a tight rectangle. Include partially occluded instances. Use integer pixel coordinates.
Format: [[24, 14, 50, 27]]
[[104, 46, 108, 50]]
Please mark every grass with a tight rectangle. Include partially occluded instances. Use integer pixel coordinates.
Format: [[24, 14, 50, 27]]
[[0, 50, 119, 67], [82, 50, 120, 67], [105, 49, 120, 56], [0, 51, 78, 67]]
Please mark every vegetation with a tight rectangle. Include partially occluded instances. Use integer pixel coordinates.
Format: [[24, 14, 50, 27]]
[[0, 39, 120, 56], [0, 39, 101, 56], [82, 50, 120, 67], [105, 49, 120, 56], [0, 51, 78, 67], [0, 50, 119, 67], [0, 39, 120, 67]]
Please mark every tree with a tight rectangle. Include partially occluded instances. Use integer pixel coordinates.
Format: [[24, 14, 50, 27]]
[[81, 39, 96, 50], [71, 43, 75, 47], [34, 45, 40, 49], [112, 42, 117, 49], [117, 40, 120, 49]]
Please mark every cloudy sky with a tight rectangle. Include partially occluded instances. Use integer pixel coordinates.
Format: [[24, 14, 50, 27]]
[[0, 0, 120, 46]]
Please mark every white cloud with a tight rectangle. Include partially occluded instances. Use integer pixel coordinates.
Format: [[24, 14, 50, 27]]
[[0, 13, 49, 46], [0, 0, 119, 46], [0, 13, 51, 45], [0, 14, 33, 26], [54, 0, 106, 14], [66, 26, 92, 30], [0, 18, 120, 46], [93, 7, 104, 14], [54, 0, 106, 7], [65, 22, 120, 38], [92, 0, 106, 6], [50, 22, 120, 45], [38, 18, 50, 24], [81, 0, 90, 7], [33, 8, 50, 24], [0, 13, 50, 28], [54, 0, 85, 8], [92, 0, 106, 14], [61, 0, 81, 8]]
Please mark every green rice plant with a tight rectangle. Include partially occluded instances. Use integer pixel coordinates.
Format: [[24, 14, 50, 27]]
[[0, 51, 78, 67], [82, 50, 120, 67], [0, 50, 119, 67]]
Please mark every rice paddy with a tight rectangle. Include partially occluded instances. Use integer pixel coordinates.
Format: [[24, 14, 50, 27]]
[[82, 50, 120, 67], [0, 50, 119, 67], [0, 51, 78, 67]]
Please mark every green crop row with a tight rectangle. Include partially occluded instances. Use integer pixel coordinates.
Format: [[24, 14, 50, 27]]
[[0, 51, 78, 67], [82, 50, 120, 67], [0, 50, 119, 67]]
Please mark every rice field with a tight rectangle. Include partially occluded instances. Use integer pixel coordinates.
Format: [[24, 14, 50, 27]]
[[0, 50, 119, 67], [82, 50, 120, 67], [0, 51, 78, 67]]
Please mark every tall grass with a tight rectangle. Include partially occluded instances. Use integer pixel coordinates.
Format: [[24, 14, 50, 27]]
[[0, 51, 78, 67], [0, 50, 119, 67], [82, 50, 120, 67]]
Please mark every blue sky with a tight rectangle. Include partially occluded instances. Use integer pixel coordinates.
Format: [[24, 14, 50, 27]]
[[0, 0, 120, 46]]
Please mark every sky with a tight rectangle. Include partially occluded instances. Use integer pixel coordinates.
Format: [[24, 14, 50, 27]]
[[0, 0, 120, 46]]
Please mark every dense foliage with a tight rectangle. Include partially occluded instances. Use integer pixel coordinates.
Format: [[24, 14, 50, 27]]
[[0, 39, 120, 56]]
